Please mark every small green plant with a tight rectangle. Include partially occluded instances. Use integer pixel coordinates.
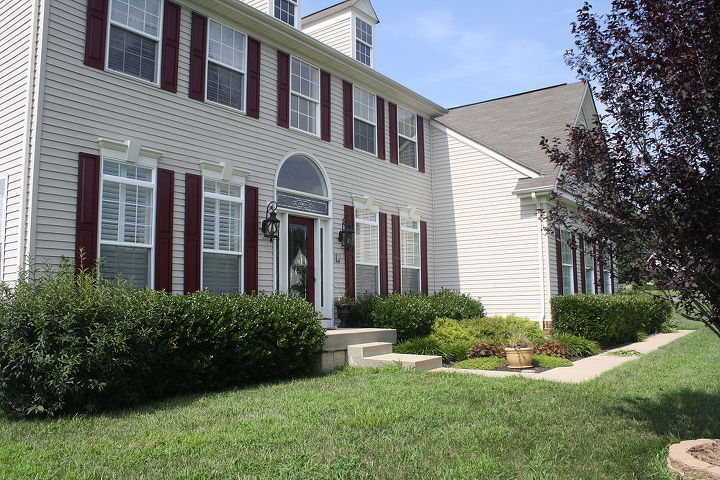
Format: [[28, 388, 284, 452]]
[[533, 354, 573, 368], [394, 336, 472, 363], [549, 333, 601, 357], [453, 357, 508, 370], [461, 315, 546, 346], [659, 319, 679, 333], [605, 349, 642, 357], [335, 295, 356, 306], [505, 337, 534, 349]]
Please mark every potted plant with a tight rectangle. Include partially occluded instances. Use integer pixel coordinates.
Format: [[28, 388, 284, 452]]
[[334, 295, 355, 328], [504, 337, 534, 369]]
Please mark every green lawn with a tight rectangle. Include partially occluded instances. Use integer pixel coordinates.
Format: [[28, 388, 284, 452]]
[[1, 327, 718, 480]]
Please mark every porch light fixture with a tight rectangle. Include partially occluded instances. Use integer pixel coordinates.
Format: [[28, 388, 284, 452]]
[[261, 201, 280, 241], [338, 215, 355, 249]]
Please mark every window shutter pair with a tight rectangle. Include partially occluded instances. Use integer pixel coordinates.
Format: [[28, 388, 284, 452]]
[[388, 216, 428, 294], [75, 153, 175, 291], [277, 52, 331, 140], [84, 0, 181, 92], [387, 104, 426, 172], [189, 13, 261, 117], [184, 175, 259, 294]]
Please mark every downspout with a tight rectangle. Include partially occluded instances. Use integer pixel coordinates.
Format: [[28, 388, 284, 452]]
[[532, 193, 547, 324], [17, 0, 43, 273]]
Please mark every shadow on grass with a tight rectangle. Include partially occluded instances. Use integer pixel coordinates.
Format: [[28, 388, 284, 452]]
[[614, 389, 720, 440]]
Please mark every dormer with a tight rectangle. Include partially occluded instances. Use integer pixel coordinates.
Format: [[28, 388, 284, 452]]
[[240, 0, 304, 29], [302, 0, 379, 69]]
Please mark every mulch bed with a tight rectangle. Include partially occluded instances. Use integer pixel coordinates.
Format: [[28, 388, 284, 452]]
[[689, 440, 720, 466]]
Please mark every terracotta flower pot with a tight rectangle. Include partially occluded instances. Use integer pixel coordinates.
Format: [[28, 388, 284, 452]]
[[505, 347, 534, 369]]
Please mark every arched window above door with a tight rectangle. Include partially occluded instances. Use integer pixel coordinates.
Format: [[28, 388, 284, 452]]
[[277, 154, 327, 197]]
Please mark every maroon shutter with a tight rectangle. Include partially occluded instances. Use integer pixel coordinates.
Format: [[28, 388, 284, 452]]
[[420, 220, 429, 295], [417, 116, 426, 173], [379, 213, 388, 295], [579, 237, 587, 293], [342, 81, 354, 149], [183, 173, 202, 293], [75, 153, 101, 270], [571, 234, 578, 294], [391, 214, 401, 292], [594, 244, 601, 293], [246, 37, 261, 118], [389, 103, 398, 164], [376, 97, 386, 160], [555, 228, 564, 295], [244, 185, 259, 293], [277, 51, 290, 128], [155, 168, 174, 292], [344, 205, 355, 297], [188, 12, 207, 102], [320, 70, 331, 141], [160, 1, 181, 92], [84, 0, 108, 69], [610, 247, 616, 294]]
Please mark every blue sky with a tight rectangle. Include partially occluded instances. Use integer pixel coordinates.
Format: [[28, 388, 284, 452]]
[[302, 0, 614, 108]]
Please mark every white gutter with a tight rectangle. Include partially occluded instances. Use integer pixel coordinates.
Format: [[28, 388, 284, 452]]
[[532, 193, 548, 325]]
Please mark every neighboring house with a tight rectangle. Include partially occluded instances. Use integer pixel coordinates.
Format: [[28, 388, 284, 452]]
[[0, 0, 614, 327]]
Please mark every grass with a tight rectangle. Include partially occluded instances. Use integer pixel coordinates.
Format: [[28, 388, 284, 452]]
[[0, 327, 718, 479], [453, 357, 507, 370], [606, 349, 642, 357], [532, 354, 573, 368]]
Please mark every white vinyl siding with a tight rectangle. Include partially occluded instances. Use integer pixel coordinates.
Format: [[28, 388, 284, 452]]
[[99, 160, 155, 287], [0, 179, 6, 277], [302, 15, 353, 58], [354, 17, 373, 67], [355, 208, 379, 297], [353, 86, 376, 154], [560, 230, 574, 295], [290, 57, 320, 135], [400, 217, 421, 293], [107, 0, 162, 83], [273, 0, 297, 27], [202, 180, 244, 294], [397, 106, 417, 169], [584, 246, 595, 294], [206, 20, 247, 111]]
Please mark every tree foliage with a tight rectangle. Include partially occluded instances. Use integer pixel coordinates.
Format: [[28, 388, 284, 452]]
[[541, 0, 720, 335]]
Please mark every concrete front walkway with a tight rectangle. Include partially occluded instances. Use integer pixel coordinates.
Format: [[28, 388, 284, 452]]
[[430, 330, 695, 384]]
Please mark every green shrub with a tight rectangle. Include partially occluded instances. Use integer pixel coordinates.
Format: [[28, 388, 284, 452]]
[[453, 357, 507, 370], [0, 263, 325, 416], [551, 294, 672, 347], [431, 317, 478, 344], [549, 333, 601, 357], [533, 354, 573, 368], [349, 291, 484, 341], [461, 315, 546, 346], [393, 336, 472, 363]]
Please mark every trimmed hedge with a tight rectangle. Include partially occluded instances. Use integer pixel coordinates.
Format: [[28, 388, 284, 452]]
[[349, 290, 484, 341], [0, 264, 325, 416], [551, 294, 672, 347]]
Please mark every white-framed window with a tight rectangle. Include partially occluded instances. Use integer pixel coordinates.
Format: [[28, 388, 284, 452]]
[[560, 230, 575, 295], [584, 245, 595, 294], [107, 0, 163, 83], [202, 180, 244, 294], [273, 0, 297, 27], [603, 252, 612, 294], [0, 178, 6, 278], [400, 217, 421, 293], [397, 106, 418, 169], [99, 160, 155, 288], [355, 17, 373, 67], [353, 86, 376, 154], [290, 57, 320, 135], [206, 19, 247, 111], [355, 208, 379, 297]]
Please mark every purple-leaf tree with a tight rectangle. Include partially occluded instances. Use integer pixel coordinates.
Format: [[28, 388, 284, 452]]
[[541, 0, 720, 336]]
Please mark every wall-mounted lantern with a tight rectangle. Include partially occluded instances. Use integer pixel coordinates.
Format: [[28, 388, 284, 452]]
[[261, 201, 280, 241], [338, 215, 355, 249]]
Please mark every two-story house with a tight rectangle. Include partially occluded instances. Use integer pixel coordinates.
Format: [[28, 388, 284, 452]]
[[0, 0, 615, 328]]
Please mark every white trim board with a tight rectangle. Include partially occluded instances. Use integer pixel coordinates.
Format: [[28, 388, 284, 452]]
[[431, 120, 542, 179]]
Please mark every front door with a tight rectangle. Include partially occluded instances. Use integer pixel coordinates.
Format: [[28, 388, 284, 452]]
[[288, 216, 315, 305]]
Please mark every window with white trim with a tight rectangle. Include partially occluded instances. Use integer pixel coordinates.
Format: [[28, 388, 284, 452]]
[[397, 106, 418, 168], [355, 208, 379, 297], [584, 246, 595, 294], [560, 230, 575, 295], [273, 0, 297, 27], [400, 217, 421, 293], [290, 57, 320, 135], [202, 180, 244, 294], [108, 0, 162, 83], [0, 178, 6, 277], [353, 86, 376, 154], [603, 252, 612, 294], [207, 20, 247, 111], [355, 17, 373, 67], [99, 160, 155, 288]]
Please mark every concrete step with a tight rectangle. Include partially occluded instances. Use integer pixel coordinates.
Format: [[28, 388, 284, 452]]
[[347, 342, 394, 366], [355, 353, 443, 371], [323, 328, 397, 351]]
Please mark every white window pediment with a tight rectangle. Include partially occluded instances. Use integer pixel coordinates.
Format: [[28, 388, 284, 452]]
[[352, 195, 382, 213], [98, 138, 161, 169], [200, 160, 248, 185]]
